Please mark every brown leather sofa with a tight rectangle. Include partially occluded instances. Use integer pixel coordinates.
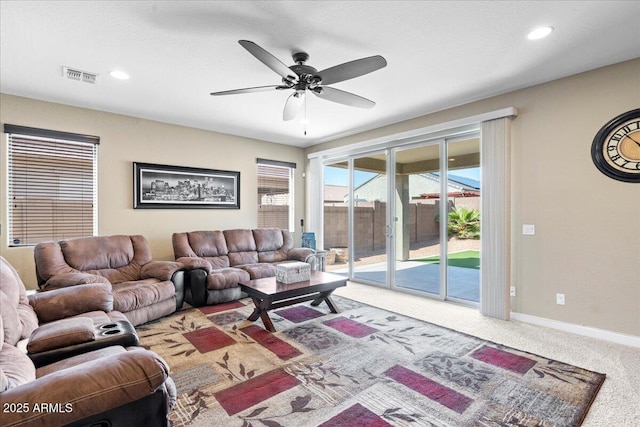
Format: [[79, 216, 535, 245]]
[[173, 228, 315, 306], [34, 235, 187, 326], [0, 256, 176, 426]]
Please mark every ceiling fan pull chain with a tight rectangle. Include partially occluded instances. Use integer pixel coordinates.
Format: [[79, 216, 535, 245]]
[[304, 93, 308, 136]]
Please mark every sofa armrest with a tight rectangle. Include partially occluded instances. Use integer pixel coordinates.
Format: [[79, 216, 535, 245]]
[[140, 260, 184, 281], [287, 248, 315, 262], [40, 272, 109, 291], [0, 348, 170, 427], [185, 268, 209, 307], [175, 256, 213, 273], [27, 317, 95, 354], [29, 282, 114, 323]]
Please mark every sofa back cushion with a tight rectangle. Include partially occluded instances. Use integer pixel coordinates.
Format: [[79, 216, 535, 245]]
[[35, 235, 152, 285], [0, 257, 39, 346], [172, 231, 230, 269], [223, 229, 258, 266], [253, 228, 293, 263]]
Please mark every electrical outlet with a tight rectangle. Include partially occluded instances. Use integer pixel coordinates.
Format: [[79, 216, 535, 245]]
[[510, 286, 516, 296], [556, 293, 565, 305], [522, 224, 535, 235]]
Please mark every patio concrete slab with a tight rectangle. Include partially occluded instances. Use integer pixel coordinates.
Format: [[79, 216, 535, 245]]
[[332, 261, 480, 302]]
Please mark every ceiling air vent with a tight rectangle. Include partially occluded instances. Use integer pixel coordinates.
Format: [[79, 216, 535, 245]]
[[62, 67, 100, 84]]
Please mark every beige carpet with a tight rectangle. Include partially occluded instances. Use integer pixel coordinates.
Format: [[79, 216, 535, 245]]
[[334, 282, 640, 427]]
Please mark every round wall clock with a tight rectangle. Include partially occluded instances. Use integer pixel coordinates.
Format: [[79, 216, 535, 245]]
[[591, 108, 640, 183]]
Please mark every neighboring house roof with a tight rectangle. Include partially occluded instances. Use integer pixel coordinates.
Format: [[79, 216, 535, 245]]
[[443, 173, 480, 190], [324, 185, 348, 203], [348, 173, 480, 203]]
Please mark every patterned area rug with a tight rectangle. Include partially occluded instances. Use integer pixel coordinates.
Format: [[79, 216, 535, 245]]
[[137, 297, 605, 427]]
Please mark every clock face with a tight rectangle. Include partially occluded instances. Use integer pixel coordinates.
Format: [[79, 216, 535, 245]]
[[603, 118, 640, 173], [591, 108, 640, 183]]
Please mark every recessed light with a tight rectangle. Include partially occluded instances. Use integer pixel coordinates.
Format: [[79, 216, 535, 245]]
[[110, 70, 130, 80], [527, 26, 554, 40]]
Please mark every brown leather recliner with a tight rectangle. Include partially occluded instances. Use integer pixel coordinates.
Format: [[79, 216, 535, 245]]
[[0, 256, 176, 426], [34, 235, 187, 326], [0, 256, 138, 368], [173, 228, 316, 306]]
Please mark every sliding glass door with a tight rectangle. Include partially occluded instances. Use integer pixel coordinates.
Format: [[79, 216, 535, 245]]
[[392, 143, 442, 296], [322, 134, 480, 305], [391, 137, 480, 303], [352, 153, 387, 285], [445, 137, 480, 303], [322, 154, 387, 286]]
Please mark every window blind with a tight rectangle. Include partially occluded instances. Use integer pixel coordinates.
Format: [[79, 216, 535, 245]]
[[6, 126, 98, 246], [257, 159, 295, 231]]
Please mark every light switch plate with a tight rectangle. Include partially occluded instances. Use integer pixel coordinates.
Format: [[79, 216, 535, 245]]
[[522, 224, 535, 235]]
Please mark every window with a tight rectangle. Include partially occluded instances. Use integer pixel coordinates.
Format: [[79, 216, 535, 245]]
[[5, 124, 99, 246], [257, 158, 295, 231]]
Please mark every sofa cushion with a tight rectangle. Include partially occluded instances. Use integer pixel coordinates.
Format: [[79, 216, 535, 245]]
[[228, 251, 259, 266], [112, 279, 175, 313], [223, 229, 256, 252], [36, 235, 153, 286], [61, 235, 136, 270], [0, 344, 36, 392], [238, 263, 277, 280], [225, 229, 259, 267], [188, 231, 229, 257], [206, 268, 250, 290], [252, 228, 284, 252], [203, 256, 231, 269], [67, 310, 129, 324], [173, 231, 231, 269], [0, 257, 39, 346]]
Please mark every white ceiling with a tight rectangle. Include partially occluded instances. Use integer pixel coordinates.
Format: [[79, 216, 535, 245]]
[[1, 1, 639, 148]]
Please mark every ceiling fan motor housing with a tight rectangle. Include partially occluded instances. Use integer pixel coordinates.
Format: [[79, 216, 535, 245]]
[[287, 64, 321, 89]]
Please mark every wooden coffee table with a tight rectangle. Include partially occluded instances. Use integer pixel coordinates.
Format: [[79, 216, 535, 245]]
[[239, 271, 347, 332]]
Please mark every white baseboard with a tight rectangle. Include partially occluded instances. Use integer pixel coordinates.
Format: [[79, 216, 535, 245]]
[[510, 312, 640, 348]]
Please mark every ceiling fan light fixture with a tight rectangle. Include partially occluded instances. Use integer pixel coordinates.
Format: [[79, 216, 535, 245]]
[[527, 26, 554, 40]]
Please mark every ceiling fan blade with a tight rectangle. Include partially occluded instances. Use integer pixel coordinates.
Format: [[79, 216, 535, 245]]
[[210, 85, 284, 96], [283, 92, 304, 121], [317, 55, 387, 85], [239, 40, 298, 83], [313, 86, 375, 109]]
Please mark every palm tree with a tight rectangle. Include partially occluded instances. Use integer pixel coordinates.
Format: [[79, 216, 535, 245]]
[[447, 206, 480, 239]]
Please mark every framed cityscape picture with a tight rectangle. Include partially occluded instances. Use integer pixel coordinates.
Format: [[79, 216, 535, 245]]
[[133, 162, 240, 209]]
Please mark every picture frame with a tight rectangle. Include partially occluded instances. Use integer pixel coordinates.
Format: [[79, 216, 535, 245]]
[[133, 162, 240, 209]]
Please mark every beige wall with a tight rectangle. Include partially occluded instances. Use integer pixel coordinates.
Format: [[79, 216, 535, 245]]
[[305, 58, 640, 337], [1, 59, 638, 336], [0, 94, 306, 287]]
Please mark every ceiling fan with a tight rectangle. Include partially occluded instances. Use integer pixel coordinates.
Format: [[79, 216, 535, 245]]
[[210, 40, 387, 121]]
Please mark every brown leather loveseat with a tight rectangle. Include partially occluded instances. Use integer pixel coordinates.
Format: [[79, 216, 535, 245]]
[[34, 235, 187, 326], [0, 256, 176, 426], [173, 228, 315, 306]]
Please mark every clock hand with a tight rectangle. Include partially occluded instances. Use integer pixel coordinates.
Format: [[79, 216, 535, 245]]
[[623, 133, 640, 147]]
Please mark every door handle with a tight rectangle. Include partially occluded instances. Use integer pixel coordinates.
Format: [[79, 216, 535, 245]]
[[385, 224, 393, 237]]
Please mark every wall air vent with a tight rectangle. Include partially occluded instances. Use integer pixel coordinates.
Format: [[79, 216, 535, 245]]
[[62, 67, 100, 84]]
